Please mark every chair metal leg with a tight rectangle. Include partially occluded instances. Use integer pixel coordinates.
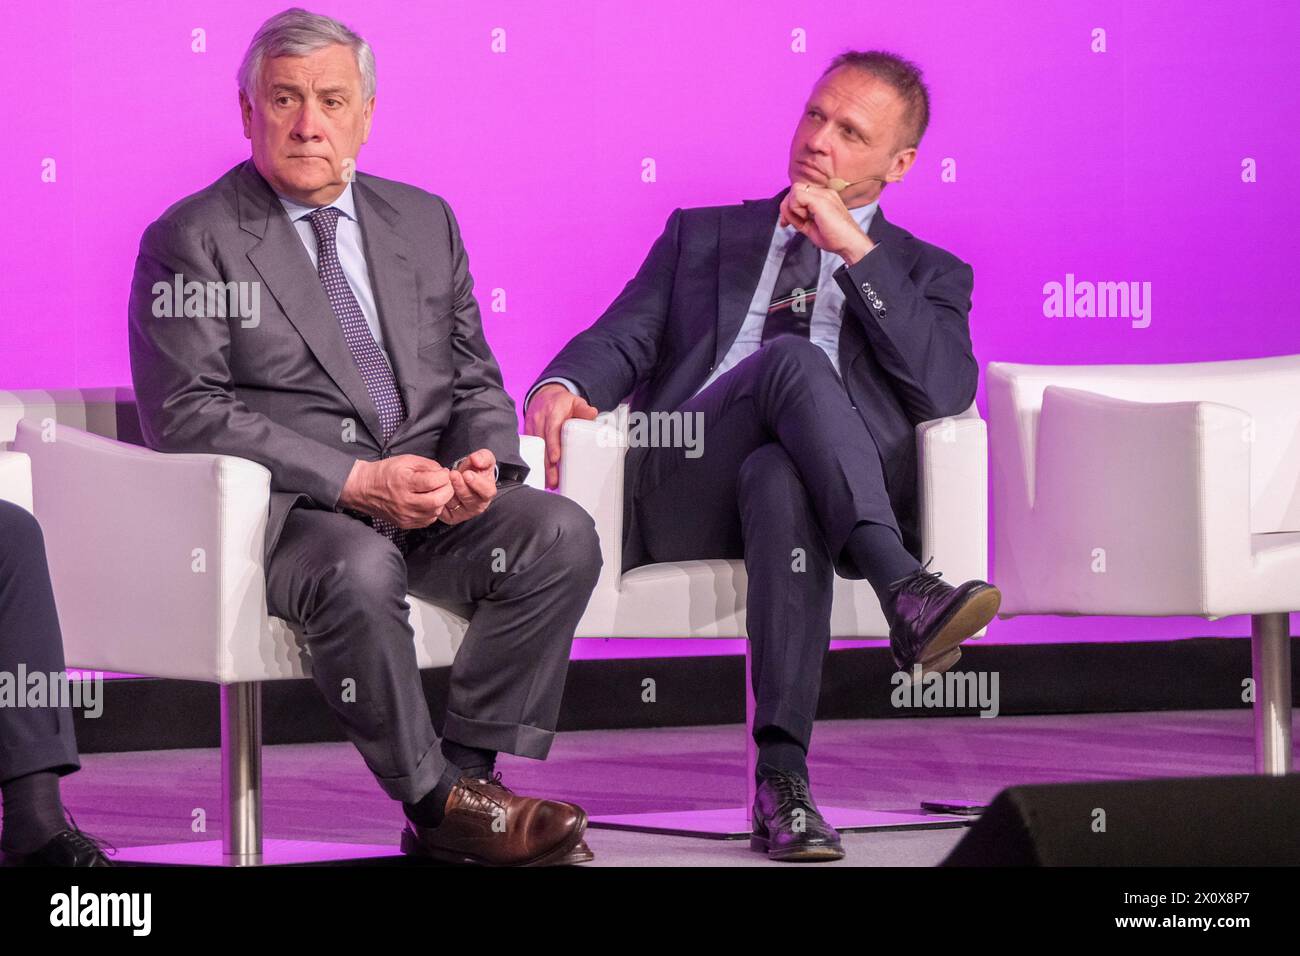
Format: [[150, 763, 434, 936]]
[[221, 681, 263, 865], [1251, 613, 1293, 775], [113, 680, 396, 866]]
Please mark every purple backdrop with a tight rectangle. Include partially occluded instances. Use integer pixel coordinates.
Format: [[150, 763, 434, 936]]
[[4, 0, 1297, 656]]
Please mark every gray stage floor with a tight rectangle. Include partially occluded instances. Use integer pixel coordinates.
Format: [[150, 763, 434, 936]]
[[60, 709, 1284, 866]]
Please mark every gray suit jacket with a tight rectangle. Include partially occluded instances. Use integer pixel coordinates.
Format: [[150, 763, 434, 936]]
[[128, 159, 527, 566]]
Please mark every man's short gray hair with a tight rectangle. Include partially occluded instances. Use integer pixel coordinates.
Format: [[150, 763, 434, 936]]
[[237, 7, 376, 101]]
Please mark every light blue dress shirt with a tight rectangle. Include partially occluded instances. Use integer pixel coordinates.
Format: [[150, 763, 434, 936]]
[[276, 182, 393, 365], [694, 199, 877, 396], [530, 198, 878, 408]]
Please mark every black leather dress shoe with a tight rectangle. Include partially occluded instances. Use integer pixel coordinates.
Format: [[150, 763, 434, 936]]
[[751, 769, 844, 862], [0, 827, 115, 867], [886, 558, 1001, 677]]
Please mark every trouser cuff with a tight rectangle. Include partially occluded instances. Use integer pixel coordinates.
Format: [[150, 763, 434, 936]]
[[372, 736, 449, 804], [0, 734, 80, 785], [443, 709, 555, 760]]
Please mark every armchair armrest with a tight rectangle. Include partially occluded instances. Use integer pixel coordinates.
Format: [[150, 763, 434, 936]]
[[518, 434, 546, 490], [916, 413, 988, 584], [12, 418, 272, 682], [0, 450, 32, 512], [1025, 385, 1253, 612], [558, 406, 628, 591]]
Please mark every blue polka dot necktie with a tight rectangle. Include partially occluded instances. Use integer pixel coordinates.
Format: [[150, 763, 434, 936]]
[[308, 206, 410, 551]]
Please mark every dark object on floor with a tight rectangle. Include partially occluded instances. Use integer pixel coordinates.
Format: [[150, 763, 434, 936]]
[[941, 774, 1300, 866]]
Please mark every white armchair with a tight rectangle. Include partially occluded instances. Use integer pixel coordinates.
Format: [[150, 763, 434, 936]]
[[0, 387, 546, 864], [2, 386, 990, 851], [987, 354, 1300, 774], [560, 401, 990, 836]]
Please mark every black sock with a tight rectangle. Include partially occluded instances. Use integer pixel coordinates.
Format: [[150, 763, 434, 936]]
[[843, 521, 923, 624], [1, 771, 67, 854], [403, 762, 461, 829], [402, 740, 499, 828], [440, 739, 496, 780], [755, 728, 809, 783]]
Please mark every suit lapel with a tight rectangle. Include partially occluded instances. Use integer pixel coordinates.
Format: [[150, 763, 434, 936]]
[[714, 189, 786, 368], [238, 162, 419, 448], [351, 177, 422, 445]]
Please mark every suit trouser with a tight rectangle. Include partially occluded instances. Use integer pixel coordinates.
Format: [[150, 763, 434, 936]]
[[634, 336, 905, 751], [264, 481, 602, 804], [0, 500, 80, 785]]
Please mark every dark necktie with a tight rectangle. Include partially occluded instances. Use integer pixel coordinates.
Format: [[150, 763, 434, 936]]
[[762, 230, 822, 343], [308, 206, 409, 550]]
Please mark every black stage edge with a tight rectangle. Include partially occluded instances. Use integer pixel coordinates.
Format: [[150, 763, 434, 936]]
[[72, 636, 1298, 754]]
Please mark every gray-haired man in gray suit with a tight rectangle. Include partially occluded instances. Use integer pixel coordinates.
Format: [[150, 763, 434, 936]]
[[127, 8, 600, 867]]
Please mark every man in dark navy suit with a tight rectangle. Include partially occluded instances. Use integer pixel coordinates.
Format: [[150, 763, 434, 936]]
[[526, 50, 1000, 861]]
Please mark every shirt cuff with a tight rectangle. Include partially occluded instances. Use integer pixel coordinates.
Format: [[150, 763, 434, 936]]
[[452, 456, 500, 482], [526, 377, 583, 411]]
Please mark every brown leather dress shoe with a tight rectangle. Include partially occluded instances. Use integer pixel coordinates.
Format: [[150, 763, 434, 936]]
[[558, 838, 594, 865], [400, 772, 589, 867]]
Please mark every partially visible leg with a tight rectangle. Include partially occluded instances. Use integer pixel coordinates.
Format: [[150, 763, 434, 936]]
[[844, 521, 924, 624], [397, 484, 601, 859], [637, 336, 913, 579], [737, 443, 835, 782], [636, 339, 922, 624], [735, 447, 846, 862], [264, 508, 448, 805], [404, 482, 602, 764], [0, 501, 78, 855]]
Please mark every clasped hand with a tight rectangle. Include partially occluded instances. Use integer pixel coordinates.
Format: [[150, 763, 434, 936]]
[[339, 448, 498, 528]]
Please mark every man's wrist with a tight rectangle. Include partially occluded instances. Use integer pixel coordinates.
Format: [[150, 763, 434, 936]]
[[338, 459, 372, 510], [526, 379, 579, 414], [839, 234, 876, 267]]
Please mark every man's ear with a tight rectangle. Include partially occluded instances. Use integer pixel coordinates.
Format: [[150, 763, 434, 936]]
[[885, 146, 917, 184], [361, 95, 375, 144], [239, 90, 253, 140]]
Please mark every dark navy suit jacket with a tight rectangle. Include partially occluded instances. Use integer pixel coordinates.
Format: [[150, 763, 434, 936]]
[[532, 187, 980, 574]]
